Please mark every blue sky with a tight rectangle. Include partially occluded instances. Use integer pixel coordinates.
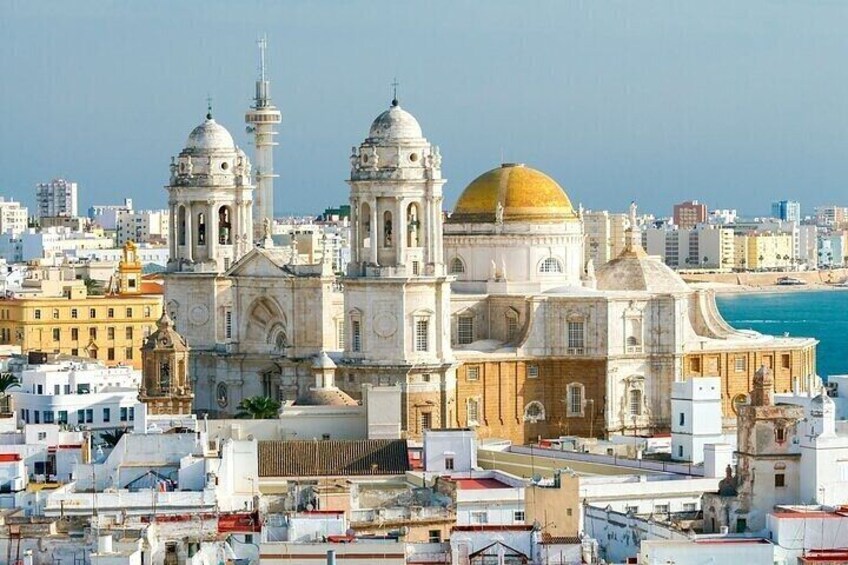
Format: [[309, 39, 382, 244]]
[[1, 1, 847, 217]]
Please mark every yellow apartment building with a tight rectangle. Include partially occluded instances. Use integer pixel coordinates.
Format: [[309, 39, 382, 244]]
[[0, 242, 163, 369], [734, 232, 794, 270]]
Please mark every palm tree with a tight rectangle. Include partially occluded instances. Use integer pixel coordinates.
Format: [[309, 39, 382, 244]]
[[0, 373, 20, 415], [101, 429, 127, 448], [236, 396, 281, 419]]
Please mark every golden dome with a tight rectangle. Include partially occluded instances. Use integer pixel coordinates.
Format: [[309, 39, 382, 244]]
[[449, 163, 578, 224]]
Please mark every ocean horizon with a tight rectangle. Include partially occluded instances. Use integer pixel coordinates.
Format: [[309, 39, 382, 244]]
[[715, 289, 848, 380]]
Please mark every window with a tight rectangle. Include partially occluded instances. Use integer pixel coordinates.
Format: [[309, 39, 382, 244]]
[[415, 319, 429, 352], [34, 309, 41, 320], [120, 407, 128, 422], [52, 328, 60, 341], [524, 402, 545, 423], [54, 385, 60, 395], [625, 505, 639, 514], [467, 398, 480, 425], [781, 354, 791, 369], [64, 385, 70, 394], [568, 384, 584, 416], [125, 347, 133, 360], [539, 257, 564, 273], [108, 308, 114, 318], [36, 384, 43, 394], [86, 409, 93, 423], [420, 412, 432, 431], [683, 503, 697, 512], [108, 327, 115, 340], [126, 327, 133, 340], [775, 473, 785, 487], [58, 411, 68, 425], [107, 348, 115, 361], [678, 445, 684, 457], [507, 315, 518, 341], [144, 306, 151, 318], [37, 432, 46, 441], [736, 518, 747, 533], [467, 366, 479, 381], [568, 321, 585, 353], [629, 389, 642, 416], [126, 307, 133, 318], [33, 411, 40, 423], [421, 373, 431, 383], [445, 457, 454, 471], [351, 319, 361, 352], [514, 511, 525, 522], [449, 257, 465, 274], [77, 383, 90, 394], [129, 407, 134, 421], [43, 411, 54, 424], [412, 261, 420, 275], [71, 348, 78, 356], [71, 328, 79, 340], [52, 308, 59, 319], [71, 308, 78, 319], [690, 357, 701, 373], [679, 412, 685, 426], [776, 427, 786, 442], [225, 310, 232, 339], [89, 327, 97, 339], [428, 530, 441, 544], [567, 508, 573, 516], [626, 318, 642, 353], [90, 308, 96, 319], [457, 316, 474, 345], [470, 511, 488, 524], [527, 365, 539, 379], [322, 434, 330, 441], [735, 356, 746, 372], [102, 408, 110, 423], [77, 409, 85, 424], [654, 504, 669, 514]]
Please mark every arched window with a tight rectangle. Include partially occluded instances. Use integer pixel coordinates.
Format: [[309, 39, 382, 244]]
[[626, 318, 642, 352], [177, 206, 186, 246], [467, 398, 480, 426], [197, 213, 206, 245], [159, 361, 171, 393], [407, 203, 421, 247], [218, 206, 232, 244], [216, 382, 228, 408], [629, 389, 642, 416], [383, 211, 393, 247], [523, 401, 546, 423], [450, 257, 466, 274], [539, 257, 564, 274], [567, 383, 584, 417], [506, 312, 519, 341]]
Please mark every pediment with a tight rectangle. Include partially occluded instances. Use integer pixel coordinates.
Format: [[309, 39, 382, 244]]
[[227, 249, 292, 279]]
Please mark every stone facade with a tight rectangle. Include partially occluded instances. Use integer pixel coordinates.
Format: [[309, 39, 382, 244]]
[[140, 312, 193, 415]]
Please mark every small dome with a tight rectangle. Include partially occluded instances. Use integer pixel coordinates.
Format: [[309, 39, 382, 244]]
[[185, 116, 236, 151], [449, 163, 578, 224], [294, 388, 358, 407], [595, 251, 691, 293], [811, 386, 835, 410], [312, 351, 337, 370], [368, 102, 423, 140]]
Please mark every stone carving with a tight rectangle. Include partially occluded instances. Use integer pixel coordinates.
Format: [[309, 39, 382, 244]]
[[349, 146, 359, 172], [495, 201, 504, 225]]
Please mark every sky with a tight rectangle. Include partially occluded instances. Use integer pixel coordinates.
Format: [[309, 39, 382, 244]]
[[1, 0, 847, 218]]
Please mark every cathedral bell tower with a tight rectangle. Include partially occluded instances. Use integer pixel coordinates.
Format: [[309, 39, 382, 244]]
[[341, 96, 454, 437], [166, 109, 254, 274], [139, 312, 193, 415]]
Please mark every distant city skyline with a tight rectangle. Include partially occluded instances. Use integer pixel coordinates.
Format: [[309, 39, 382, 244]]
[[2, 1, 848, 217]]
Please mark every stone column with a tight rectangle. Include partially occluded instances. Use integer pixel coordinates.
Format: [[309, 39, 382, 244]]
[[168, 203, 177, 259], [184, 202, 193, 262], [208, 201, 218, 268], [396, 197, 405, 267], [350, 199, 359, 264], [370, 202, 379, 266]]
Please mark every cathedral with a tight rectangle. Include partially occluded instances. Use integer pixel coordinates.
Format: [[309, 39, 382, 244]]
[[163, 86, 817, 443]]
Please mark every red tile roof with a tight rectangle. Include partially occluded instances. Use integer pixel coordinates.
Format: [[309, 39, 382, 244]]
[[258, 439, 410, 477]]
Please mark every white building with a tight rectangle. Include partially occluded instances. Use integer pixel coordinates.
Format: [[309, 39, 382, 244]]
[[423, 428, 477, 473], [36, 178, 78, 218], [670, 377, 724, 463], [644, 225, 734, 269], [582, 209, 628, 268], [116, 208, 169, 246], [0, 198, 29, 235], [0, 227, 114, 263], [89, 199, 133, 230], [10, 358, 141, 431]]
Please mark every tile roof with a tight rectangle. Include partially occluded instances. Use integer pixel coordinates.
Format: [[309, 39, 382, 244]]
[[258, 439, 410, 478]]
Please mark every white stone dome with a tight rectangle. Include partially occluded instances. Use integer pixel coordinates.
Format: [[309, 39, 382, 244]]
[[368, 101, 423, 140], [185, 114, 236, 151]]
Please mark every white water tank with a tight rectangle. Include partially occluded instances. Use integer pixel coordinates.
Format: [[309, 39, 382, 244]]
[[98, 534, 113, 554]]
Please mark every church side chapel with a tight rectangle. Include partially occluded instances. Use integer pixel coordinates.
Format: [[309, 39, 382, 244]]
[[162, 90, 817, 443], [139, 311, 193, 415]]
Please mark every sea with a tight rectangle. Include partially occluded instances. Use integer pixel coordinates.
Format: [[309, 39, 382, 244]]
[[715, 289, 848, 380]]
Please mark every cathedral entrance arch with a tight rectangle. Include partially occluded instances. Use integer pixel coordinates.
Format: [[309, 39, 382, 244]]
[[244, 296, 288, 354]]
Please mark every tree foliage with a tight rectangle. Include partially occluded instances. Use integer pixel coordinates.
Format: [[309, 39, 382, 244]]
[[236, 396, 281, 419]]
